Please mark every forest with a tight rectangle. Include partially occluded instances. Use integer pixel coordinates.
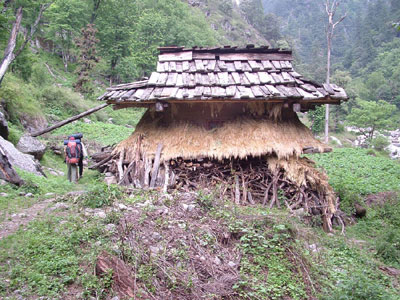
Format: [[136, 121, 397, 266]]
[[0, 0, 399, 299]]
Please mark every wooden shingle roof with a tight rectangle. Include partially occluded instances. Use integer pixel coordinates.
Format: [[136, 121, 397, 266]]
[[99, 46, 348, 109]]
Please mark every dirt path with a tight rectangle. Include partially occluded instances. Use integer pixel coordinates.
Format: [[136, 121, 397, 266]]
[[0, 198, 57, 240]]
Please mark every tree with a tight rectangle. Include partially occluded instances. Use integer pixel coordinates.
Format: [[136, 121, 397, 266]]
[[324, 0, 346, 143], [74, 23, 99, 94], [347, 99, 398, 142], [0, 1, 52, 84]]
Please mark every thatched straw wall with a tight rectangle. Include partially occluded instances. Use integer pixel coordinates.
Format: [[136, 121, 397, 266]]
[[114, 103, 325, 162]]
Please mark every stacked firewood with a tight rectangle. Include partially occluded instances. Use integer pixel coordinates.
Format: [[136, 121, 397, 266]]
[[170, 157, 329, 216]]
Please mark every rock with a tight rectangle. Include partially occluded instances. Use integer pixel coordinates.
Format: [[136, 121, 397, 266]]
[[0, 192, 8, 197], [0, 136, 44, 176], [25, 193, 33, 198], [105, 224, 116, 232], [17, 134, 46, 160], [152, 232, 161, 241], [0, 179, 6, 185], [52, 202, 69, 211], [0, 111, 8, 140], [18, 213, 27, 218], [354, 203, 367, 218], [19, 113, 48, 134], [150, 246, 160, 256], [118, 203, 128, 211], [83, 118, 92, 124], [105, 172, 113, 177], [45, 192, 55, 197], [200, 256, 206, 262], [94, 210, 107, 218], [228, 261, 236, 268], [293, 208, 305, 217], [104, 176, 117, 185], [111, 297, 120, 300], [182, 203, 196, 212], [214, 257, 221, 265], [107, 118, 114, 124], [330, 136, 343, 147]]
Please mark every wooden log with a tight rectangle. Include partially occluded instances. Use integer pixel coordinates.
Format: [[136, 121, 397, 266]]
[[163, 161, 169, 193], [150, 143, 163, 188], [234, 175, 240, 204], [117, 149, 125, 182], [31, 103, 110, 137], [89, 155, 113, 170]]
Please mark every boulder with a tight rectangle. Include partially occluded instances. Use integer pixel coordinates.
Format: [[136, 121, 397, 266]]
[[0, 111, 8, 140], [17, 133, 46, 160], [0, 136, 44, 177]]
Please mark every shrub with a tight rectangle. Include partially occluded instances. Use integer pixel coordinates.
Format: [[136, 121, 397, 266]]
[[376, 227, 400, 266], [371, 136, 390, 151]]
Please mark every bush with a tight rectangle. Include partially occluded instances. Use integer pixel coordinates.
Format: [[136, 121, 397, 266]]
[[79, 183, 124, 208], [376, 227, 400, 266], [371, 136, 390, 151]]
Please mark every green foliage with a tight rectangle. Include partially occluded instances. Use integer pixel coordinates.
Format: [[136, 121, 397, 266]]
[[0, 215, 109, 298], [309, 106, 325, 134], [376, 227, 400, 266], [347, 99, 398, 141], [309, 148, 400, 213], [53, 121, 133, 146], [371, 135, 390, 152], [79, 183, 125, 208]]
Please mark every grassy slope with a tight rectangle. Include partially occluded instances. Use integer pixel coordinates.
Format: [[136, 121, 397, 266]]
[[0, 148, 399, 299]]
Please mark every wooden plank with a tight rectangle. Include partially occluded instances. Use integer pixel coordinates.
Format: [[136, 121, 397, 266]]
[[258, 72, 273, 84], [242, 62, 252, 72], [237, 86, 250, 98], [231, 72, 241, 84], [218, 72, 229, 86], [194, 86, 204, 97], [293, 103, 301, 112], [182, 73, 190, 86], [166, 73, 178, 86], [248, 60, 261, 71], [226, 85, 236, 97], [271, 60, 282, 69], [317, 87, 329, 97], [234, 61, 242, 71], [245, 72, 260, 85], [169, 61, 177, 72], [208, 72, 217, 85], [290, 71, 302, 78], [141, 88, 154, 100], [121, 89, 136, 100], [202, 74, 211, 86], [148, 72, 159, 85], [182, 61, 190, 72], [226, 62, 235, 72], [227, 73, 235, 85], [150, 143, 163, 188], [251, 85, 264, 97], [259, 85, 271, 96], [240, 73, 251, 86], [153, 87, 163, 97], [176, 74, 184, 87], [192, 52, 216, 59], [195, 73, 203, 85], [189, 61, 197, 72], [261, 60, 274, 70], [156, 73, 168, 86], [195, 60, 205, 72], [302, 84, 317, 92], [159, 51, 192, 62], [271, 73, 283, 84], [207, 60, 216, 71], [265, 85, 281, 96], [203, 86, 212, 97], [323, 83, 335, 95], [176, 62, 183, 73], [162, 87, 178, 98], [220, 53, 293, 61], [188, 74, 196, 87], [156, 62, 165, 72], [218, 60, 227, 71], [175, 88, 183, 99], [31, 103, 110, 137], [133, 89, 145, 99]]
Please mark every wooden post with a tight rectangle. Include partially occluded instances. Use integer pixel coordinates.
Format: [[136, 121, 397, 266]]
[[150, 143, 163, 188]]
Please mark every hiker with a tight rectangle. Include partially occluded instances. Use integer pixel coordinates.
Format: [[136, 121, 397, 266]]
[[77, 139, 88, 178], [64, 136, 81, 183]]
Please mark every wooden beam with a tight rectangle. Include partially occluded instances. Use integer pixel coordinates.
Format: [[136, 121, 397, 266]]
[[150, 143, 163, 188], [31, 103, 110, 137]]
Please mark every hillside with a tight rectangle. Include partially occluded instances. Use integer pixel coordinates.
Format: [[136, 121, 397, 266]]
[[0, 0, 400, 299]]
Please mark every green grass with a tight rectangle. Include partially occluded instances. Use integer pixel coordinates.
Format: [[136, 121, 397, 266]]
[[52, 121, 133, 146], [309, 148, 400, 212], [0, 215, 111, 299]]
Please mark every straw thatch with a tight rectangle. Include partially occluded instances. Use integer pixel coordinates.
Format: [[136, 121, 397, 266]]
[[114, 106, 326, 162]]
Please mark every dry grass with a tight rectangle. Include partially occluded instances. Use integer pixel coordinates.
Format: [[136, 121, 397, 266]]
[[114, 109, 325, 162]]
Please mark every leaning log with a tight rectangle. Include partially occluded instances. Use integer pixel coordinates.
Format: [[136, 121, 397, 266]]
[[31, 103, 110, 137]]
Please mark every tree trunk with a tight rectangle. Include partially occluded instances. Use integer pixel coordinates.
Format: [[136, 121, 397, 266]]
[[0, 6, 23, 85]]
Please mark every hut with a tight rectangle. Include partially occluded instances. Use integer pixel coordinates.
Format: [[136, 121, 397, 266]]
[[98, 45, 348, 231]]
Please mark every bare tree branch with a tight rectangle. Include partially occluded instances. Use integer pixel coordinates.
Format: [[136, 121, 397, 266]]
[[14, 2, 53, 58]]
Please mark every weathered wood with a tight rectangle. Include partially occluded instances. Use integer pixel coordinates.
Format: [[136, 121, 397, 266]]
[[0, 147, 23, 185], [150, 143, 163, 188], [89, 154, 113, 170], [117, 149, 125, 181], [31, 103, 109, 137]]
